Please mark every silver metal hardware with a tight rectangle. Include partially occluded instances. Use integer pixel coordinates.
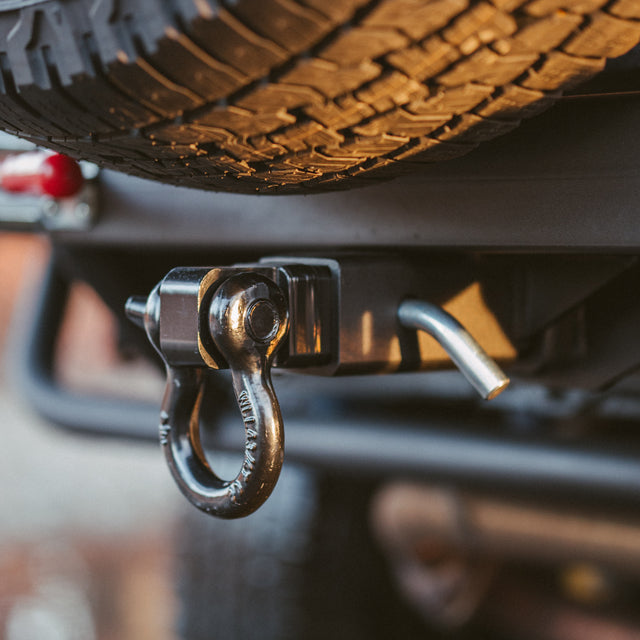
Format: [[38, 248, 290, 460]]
[[159, 273, 288, 518], [398, 300, 509, 400], [127, 256, 511, 518], [126, 262, 331, 519]]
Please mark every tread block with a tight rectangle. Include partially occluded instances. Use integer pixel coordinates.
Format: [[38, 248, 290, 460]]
[[193, 105, 295, 137], [147, 28, 247, 101], [499, 11, 583, 54], [562, 11, 640, 58], [407, 83, 495, 115], [111, 0, 175, 56], [107, 56, 202, 116], [608, 0, 640, 19], [88, 0, 130, 63], [297, 0, 370, 22], [231, 0, 331, 54], [280, 149, 361, 172], [6, 6, 89, 86], [66, 75, 160, 130], [353, 108, 450, 136], [474, 83, 553, 118], [304, 95, 376, 129], [177, 150, 253, 174], [521, 50, 605, 90], [355, 71, 427, 112], [252, 165, 321, 185], [363, 0, 469, 41], [442, 2, 517, 46], [246, 135, 290, 160], [182, 131, 289, 162], [236, 82, 323, 111], [338, 133, 409, 157], [150, 124, 289, 162], [282, 59, 382, 99], [438, 47, 538, 86], [149, 122, 233, 145], [523, 0, 608, 17], [270, 120, 344, 152], [181, 153, 254, 176], [320, 27, 409, 65], [386, 37, 460, 81], [186, 9, 289, 78]]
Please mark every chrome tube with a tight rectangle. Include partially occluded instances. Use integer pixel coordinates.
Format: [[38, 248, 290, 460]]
[[398, 299, 509, 400]]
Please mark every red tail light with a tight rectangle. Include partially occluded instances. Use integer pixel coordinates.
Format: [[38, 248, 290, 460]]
[[0, 152, 84, 198]]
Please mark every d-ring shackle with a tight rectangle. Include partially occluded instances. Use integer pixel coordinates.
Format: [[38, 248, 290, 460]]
[[128, 272, 289, 519]]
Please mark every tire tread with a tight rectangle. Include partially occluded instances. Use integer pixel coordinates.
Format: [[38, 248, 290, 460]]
[[0, 0, 637, 193]]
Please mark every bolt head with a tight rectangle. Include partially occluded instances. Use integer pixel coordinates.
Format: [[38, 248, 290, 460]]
[[246, 299, 280, 343]]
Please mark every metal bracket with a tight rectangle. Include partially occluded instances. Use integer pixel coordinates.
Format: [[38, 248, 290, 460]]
[[126, 256, 510, 518]]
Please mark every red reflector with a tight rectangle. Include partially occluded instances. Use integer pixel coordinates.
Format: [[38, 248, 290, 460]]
[[0, 152, 84, 198]]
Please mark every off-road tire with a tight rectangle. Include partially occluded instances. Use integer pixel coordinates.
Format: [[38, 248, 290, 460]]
[[0, 0, 639, 194]]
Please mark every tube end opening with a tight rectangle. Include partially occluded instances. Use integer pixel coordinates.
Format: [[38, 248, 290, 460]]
[[485, 378, 510, 401]]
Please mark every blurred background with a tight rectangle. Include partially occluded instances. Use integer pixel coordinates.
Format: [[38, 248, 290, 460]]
[[0, 233, 180, 640], [3, 234, 640, 640]]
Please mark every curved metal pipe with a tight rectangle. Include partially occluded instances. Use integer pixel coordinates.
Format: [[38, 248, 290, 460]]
[[398, 299, 509, 400]]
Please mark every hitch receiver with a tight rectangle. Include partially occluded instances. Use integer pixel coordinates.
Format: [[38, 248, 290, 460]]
[[126, 257, 509, 518]]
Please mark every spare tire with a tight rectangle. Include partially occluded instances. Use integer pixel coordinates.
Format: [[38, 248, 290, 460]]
[[0, 0, 638, 194]]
